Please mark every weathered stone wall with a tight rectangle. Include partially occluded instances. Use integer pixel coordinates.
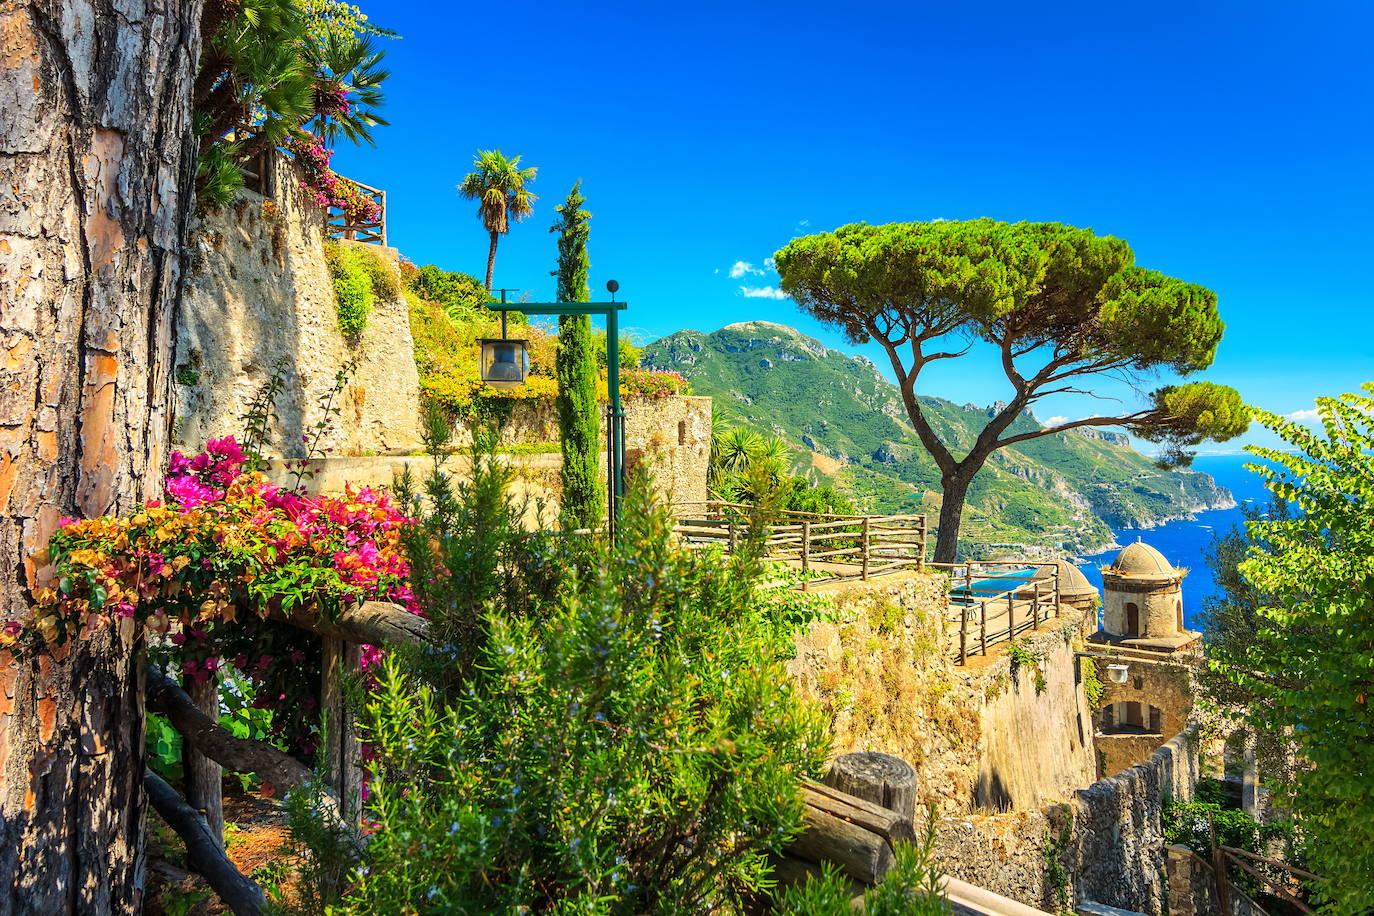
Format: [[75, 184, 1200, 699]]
[[787, 574, 1096, 815], [935, 730, 1202, 913], [173, 154, 422, 458], [1092, 651, 1197, 778], [260, 393, 710, 519], [1165, 845, 1267, 916]]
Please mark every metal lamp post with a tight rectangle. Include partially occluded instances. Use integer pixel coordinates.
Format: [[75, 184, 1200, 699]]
[[481, 283, 628, 529]]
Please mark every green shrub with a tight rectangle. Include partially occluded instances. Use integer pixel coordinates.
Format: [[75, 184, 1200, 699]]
[[325, 242, 375, 338], [320, 441, 825, 913]]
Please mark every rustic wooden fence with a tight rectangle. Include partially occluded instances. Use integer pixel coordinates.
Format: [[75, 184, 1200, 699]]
[[324, 178, 387, 246], [672, 501, 926, 589], [931, 560, 1063, 665]]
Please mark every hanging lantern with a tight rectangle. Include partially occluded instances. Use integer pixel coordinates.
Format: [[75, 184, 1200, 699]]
[[478, 337, 529, 390]]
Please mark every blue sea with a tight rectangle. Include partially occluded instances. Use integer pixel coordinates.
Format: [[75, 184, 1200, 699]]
[[1074, 455, 1273, 629]]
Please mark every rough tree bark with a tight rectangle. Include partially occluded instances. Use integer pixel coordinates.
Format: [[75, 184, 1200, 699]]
[[0, 1, 204, 912]]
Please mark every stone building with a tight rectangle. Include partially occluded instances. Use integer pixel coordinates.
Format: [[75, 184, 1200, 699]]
[[1100, 540, 1198, 650], [1086, 540, 1200, 778], [1016, 558, 1100, 620]]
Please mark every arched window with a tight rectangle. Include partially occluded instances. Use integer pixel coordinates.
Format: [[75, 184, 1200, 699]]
[[1149, 706, 1163, 733], [1125, 602, 1140, 636], [1176, 598, 1185, 632], [1125, 701, 1143, 727], [678, 420, 687, 445]]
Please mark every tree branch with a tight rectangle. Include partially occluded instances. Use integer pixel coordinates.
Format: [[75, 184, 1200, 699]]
[[144, 769, 266, 916], [995, 411, 1156, 449], [146, 667, 327, 800], [271, 600, 430, 648]]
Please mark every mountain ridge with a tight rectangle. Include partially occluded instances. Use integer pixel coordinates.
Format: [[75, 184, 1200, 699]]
[[643, 321, 1234, 557]]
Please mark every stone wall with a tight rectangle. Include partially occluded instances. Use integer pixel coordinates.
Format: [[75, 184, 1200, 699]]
[[787, 573, 1096, 816], [173, 154, 422, 458], [935, 730, 1202, 913], [261, 392, 710, 520], [1091, 651, 1197, 778]]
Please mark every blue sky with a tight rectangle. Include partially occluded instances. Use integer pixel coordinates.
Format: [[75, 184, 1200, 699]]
[[333, 0, 1373, 453]]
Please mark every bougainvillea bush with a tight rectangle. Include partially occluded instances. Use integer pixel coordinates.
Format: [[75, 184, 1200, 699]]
[[9, 436, 414, 754], [286, 133, 382, 226]]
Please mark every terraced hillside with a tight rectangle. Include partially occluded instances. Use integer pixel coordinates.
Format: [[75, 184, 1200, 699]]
[[642, 321, 1233, 557]]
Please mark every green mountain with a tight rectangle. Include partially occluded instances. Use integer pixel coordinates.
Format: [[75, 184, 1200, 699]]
[[642, 321, 1233, 557]]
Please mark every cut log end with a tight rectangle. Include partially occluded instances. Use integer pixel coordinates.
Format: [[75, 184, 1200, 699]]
[[823, 752, 918, 827]]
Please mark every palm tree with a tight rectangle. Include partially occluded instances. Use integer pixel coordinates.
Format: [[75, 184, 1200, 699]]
[[458, 150, 538, 290], [307, 32, 391, 146]]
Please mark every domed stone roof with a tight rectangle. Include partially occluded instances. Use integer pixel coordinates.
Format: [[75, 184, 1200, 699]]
[[1107, 540, 1178, 578], [1029, 558, 1097, 596]]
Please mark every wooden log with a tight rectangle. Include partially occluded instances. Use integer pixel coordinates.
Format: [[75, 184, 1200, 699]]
[[803, 780, 914, 844], [146, 667, 342, 823], [272, 599, 428, 648], [789, 796, 894, 885], [183, 670, 224, 846], [821, 753, 918, 827], [145, 769, 266, 916]]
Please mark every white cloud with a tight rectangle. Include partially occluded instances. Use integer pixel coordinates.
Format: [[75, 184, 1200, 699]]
[[1286, 408, 1320, 423], [739, 285, 790, 300], [763, 256, 776, 269], [1044, 416, 1069, 427], [729, 260, 765, 279]]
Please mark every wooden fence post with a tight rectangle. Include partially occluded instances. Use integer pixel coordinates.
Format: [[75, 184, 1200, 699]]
[[801, 520, 811, 591], [184, 670, 224, 846], [980, 600, 988, 656], [959, 605, 968, 665], [861, 518, 871, 581], [322, 637, 363, 826], [1009, 591, 1017, 635], [1032, 585, 1040, 630]]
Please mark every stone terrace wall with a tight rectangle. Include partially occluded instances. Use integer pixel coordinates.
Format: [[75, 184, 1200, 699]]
[[788, 574, 1097, 816], [263, 393, 710, 519], [173, 154, 421, 458], [935, 730, 1202, 913]]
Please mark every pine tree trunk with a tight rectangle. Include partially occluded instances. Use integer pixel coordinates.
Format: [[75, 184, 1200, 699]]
[[485, 230, 499, 291], [933, 469, 973, 564], [0, 2, 204, 912]]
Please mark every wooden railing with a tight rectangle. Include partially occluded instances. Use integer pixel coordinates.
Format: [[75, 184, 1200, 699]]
[[220, 124, 388, 245], [930, 560, 1062, 664], [672, 501, 925, 589], [325, 178, 387, 246]]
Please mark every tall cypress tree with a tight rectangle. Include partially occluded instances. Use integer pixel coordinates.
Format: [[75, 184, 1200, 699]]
[[551, 182, 602, 527]]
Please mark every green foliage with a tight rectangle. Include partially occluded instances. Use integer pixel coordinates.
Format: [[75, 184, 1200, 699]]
[[551, 182, 603, 529], [146, 713, 184, 781], [333, 442, 833, 913], [1081, 657, 1104, 710], [709, 417, 855, 517], [772, 221, 1244, 558], [194, 136, 245, 212], [324, 242, 397, 338], [595, 328, 645, 369], [774, 814, 948, 914], [1206, 385, 1374, 910], [1161, 784, 1296, 895], [404, 263, 492, 320], [1140, 382, 1250, 466]]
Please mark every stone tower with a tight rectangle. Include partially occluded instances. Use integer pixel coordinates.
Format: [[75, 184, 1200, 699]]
[[1100, 540, 1197, 650]]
